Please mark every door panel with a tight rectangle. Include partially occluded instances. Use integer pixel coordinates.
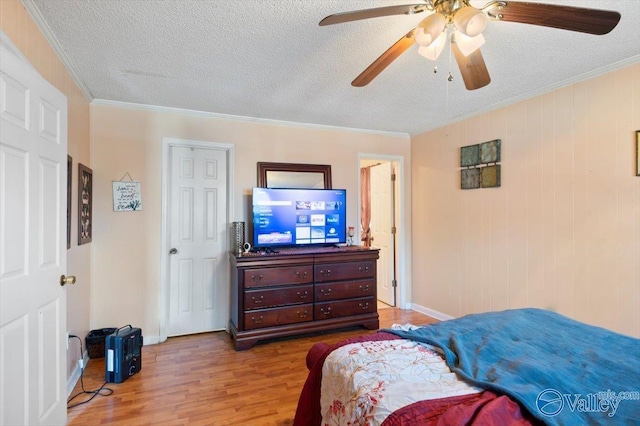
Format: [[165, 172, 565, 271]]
[[0, 146, 28, 278], [169, 146, 228, 335], [0, 42, 67, 425], [40, 158, 60, 266], [370, 162, 395, 306]]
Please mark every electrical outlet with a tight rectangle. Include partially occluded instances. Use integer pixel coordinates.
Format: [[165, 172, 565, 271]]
[[78, 359, 84, 370], [66, 331, 70, 350]]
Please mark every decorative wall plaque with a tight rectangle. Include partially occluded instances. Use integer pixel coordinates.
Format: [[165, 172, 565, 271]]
[[480, 139, 501, 163], [78, 163, 92, 245], [461, 168, 481, 189], [460, 144, 480, 167], [481, 165, 501, 188]]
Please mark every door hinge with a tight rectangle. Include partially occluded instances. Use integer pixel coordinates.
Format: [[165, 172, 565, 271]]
[[392, 279, 397, 288], [391, 173, 396, 182], [391, 226, 396, 234]]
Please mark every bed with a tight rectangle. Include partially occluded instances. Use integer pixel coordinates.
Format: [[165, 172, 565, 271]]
[[293, 308, 640, 426]]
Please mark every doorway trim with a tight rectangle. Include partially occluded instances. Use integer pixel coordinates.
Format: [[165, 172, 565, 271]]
[[357, 153, 409, 309], [159, 137, 235, 343]]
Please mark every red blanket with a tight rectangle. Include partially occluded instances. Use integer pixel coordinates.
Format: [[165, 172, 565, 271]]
[[293, 332, 539, 426]]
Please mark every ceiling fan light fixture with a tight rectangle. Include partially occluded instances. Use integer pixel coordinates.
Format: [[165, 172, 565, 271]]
[[454, 31, 485, 57], [453, 6, 488, 37], [414, 13, 446, 47], [417, 30, 447, 61]]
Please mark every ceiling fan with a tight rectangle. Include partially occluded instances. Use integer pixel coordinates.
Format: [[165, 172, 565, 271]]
[[319, 0, 621, 90]]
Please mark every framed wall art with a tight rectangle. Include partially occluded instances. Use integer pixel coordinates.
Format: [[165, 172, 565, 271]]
[[461, 168, 481, 189], [112, 172, 142, 211], [460, 144, 480, 167], [481, 164, 501, 188], [112, 181, 142, 211], [78, 163, 93, 245], [461, 139, 503, 189], [636, 131, 639, 176], [480, 139, 501, 164], [67, 156, 72, 249]]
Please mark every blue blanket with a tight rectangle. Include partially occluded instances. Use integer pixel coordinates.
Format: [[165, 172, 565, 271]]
[[385, 308, 640, 425]]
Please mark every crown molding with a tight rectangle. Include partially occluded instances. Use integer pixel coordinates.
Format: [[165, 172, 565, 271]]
[[91, 99, 411, 139], [21, 0, 94, 102], [428, 55, 640, 135]]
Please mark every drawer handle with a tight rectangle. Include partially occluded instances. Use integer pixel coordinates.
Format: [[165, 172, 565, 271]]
[[295, 271, 308, 280], [251, 274, 264, 283], [320, 307, 332, 316], [250, 315, 264, 324], [358, 266, 370, 273], [359, 284, 370, 292], [319, 288, 332, 296], [296, 310, 308, 318], [359, 302, 370, 310], [320, 269, 331, 277], [251, 295, 264, 304], [297, 290, 308, 299]]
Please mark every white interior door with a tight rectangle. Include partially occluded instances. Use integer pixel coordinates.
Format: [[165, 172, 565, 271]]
[[0, 42, 68, 425], [370, 162, 395, 306], [168, 146, 228, 336]]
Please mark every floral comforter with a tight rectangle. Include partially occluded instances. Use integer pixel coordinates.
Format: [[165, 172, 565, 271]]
[[319, 339, 480, 425], [293, 331, 538, 426]]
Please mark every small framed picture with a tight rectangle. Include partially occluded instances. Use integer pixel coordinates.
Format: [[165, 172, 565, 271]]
[[460, 144, 480, 167], [461, 168, 481, 189], [67, 156, 72, 249], [78, 163, 93, 245], [481, 165, 501, 188], [112, 181, 142, 211], [480, 139, 501, 164], [636, 131, 639, 176]]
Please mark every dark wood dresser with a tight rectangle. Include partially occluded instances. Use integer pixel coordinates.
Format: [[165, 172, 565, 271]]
[[229, 247, 380, 350]]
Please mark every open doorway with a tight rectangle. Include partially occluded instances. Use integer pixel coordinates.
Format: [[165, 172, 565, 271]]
[[359, 157, 401, 308]]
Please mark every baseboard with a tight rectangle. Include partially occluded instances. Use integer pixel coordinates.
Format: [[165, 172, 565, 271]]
[[410, 304, 455, 321], [142, 334, 160, 345]]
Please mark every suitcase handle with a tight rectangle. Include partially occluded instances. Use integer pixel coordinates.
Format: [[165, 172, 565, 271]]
[[114, 324, 133, 335]]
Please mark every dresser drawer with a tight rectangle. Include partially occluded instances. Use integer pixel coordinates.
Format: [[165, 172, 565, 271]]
[[315, 297, 376, 319], [315, 279, 375, 302], [244, 265, 313, 288], [315, 261, 375, 282], [244, 285, 313, 310], [244, 304, 313, 330]]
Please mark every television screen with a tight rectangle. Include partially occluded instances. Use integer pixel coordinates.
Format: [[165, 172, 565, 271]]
[[252, 187, 347, 247]]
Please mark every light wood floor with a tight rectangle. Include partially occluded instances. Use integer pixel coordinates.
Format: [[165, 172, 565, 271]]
[[67, 307, 436, 426]]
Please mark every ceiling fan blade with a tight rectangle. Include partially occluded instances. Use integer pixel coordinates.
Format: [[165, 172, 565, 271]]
[[451, 39, 491, 90], [485, 1, 621, 35], [352, 30, 416, 87], [320, 4, 428, 26]]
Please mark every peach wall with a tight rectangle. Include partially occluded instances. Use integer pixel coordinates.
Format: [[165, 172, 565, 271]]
[[411, 63, 640, 337], [90, 104, 411, 340], [0, 1, 92, 376]]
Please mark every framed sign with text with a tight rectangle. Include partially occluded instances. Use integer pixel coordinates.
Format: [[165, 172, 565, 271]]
[[112, 181, 142, 211]]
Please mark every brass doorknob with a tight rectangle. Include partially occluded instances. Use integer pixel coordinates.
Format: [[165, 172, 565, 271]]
[[60, 275, 76, 286]]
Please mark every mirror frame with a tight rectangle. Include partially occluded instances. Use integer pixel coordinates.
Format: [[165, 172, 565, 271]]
[[257, 162, 332, 189]]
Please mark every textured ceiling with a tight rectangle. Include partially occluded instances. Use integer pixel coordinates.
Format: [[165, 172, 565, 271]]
[[26, 0, 640, 135]]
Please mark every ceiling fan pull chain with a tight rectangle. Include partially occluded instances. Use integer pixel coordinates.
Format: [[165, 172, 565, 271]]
[[447, 31, 454, 82]]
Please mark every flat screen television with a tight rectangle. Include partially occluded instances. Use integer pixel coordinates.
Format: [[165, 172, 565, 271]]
[[252, 187, 347, 248]]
